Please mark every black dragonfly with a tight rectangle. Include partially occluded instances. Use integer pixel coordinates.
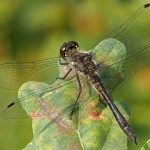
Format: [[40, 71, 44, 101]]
[[1, 3, 150, 145]]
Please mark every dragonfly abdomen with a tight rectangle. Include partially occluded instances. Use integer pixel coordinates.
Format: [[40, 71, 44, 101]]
[[88, 73, 137, 144], [88, 73, 104, 92]]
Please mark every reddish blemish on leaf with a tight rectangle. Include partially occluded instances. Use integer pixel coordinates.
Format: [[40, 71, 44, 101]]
[[88, 109, 105, 120], [30, 112, 39, 118]]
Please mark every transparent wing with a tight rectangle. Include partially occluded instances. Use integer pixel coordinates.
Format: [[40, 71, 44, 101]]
[[1, 78, 78, 119], [1, 76, 101, 138], [91, 4, 150, 91], [0, 57, 60, 90], [1, 71, 95, 119]]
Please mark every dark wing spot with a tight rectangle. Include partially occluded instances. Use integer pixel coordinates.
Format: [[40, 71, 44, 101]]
[[144, 3, 150, 8], [7, 102, 15, 108]]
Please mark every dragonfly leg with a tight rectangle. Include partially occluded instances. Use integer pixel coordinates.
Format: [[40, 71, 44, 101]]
[[59, 56, 69, 65], [70, 73, 82, 119], [56, 68, 72, 80]]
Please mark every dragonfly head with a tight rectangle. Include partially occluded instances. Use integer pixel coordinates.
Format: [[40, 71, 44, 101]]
[[60, 41, 79, 60]]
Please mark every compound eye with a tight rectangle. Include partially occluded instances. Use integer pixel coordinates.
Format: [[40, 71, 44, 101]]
[[60, 44, 67, 59], [68, 41, 79, 49], [60, 41, 79, 59]]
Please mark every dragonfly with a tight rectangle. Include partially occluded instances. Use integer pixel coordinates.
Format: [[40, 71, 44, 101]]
[[1, 3, 150, 146]]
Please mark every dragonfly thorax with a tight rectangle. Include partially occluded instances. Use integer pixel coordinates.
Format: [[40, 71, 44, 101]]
[[60, 41, 79, 60], [71, 52, 98, 76]]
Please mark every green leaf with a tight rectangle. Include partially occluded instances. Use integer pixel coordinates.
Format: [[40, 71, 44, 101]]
[[18, 81, 129, 150], [141, 139, 150, 150]]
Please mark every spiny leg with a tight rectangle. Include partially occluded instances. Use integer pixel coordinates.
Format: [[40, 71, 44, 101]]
[[56, 56, 71, 80], [56, 68, 72, 80], [70, 73, 82, 119]]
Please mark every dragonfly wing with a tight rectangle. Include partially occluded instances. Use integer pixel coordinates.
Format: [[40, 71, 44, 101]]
[[1, 81, 52, 118], [1, 75, 100, 140], [91, 4, 150, 91], [1, 70, 93, 119], [0, 57, 60, 90]]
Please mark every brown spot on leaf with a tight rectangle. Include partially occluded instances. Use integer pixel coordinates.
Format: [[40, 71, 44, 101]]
[[114, 73, 121, 80], [56, 119, 74, 135], [88, 109, 105, 120], [69, 141, 81, 150]]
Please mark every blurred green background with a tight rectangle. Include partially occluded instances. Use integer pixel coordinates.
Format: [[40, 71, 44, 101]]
[[0, 0, 150, 150]]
